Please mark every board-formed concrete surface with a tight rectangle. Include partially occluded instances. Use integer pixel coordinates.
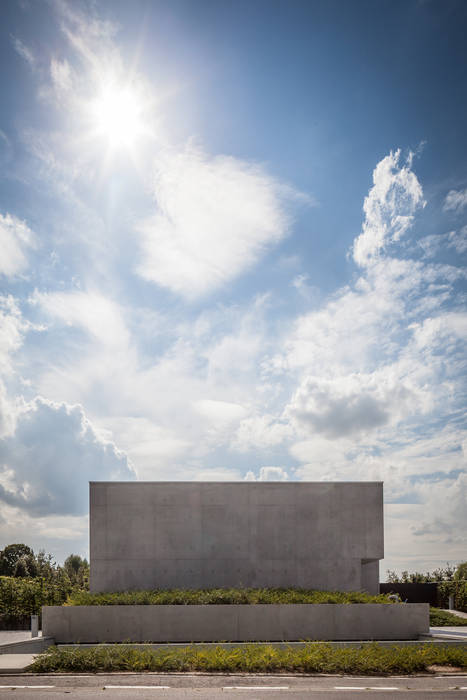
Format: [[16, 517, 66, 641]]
[[90, 482, 383, 593], [42, 603, 428, 643]]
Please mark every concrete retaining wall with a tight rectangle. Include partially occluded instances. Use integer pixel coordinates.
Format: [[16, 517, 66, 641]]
[[42, 604, 429, 643]]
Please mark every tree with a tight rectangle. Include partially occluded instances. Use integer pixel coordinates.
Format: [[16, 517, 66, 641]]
[[455, 562, 467, 580], [0, 544, 34, 577], [64, 554, 89, 586], [13, 553, 38, 578]]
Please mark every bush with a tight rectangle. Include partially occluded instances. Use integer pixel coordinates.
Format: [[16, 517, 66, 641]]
[[437, 581, 467, 612], [0, 575, 82, 628], [28, 642, 467, 674], [65, 587, 394, 607]]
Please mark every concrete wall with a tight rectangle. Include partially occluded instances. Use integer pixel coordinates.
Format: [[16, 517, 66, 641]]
[[42, 603, 428, 643], [90, 482, 383, 593]]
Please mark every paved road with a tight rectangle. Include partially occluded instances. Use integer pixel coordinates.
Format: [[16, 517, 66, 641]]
[[0, 674, 466, 698]]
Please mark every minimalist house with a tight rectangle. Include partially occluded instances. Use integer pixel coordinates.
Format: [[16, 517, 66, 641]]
[[89, 481, 383, 594]]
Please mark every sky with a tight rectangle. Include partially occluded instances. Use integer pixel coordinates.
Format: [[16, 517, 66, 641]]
[[0, 0, 466, 577]]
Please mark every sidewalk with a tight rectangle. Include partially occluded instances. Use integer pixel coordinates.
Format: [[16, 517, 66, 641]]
[[0, 631, 53, 657], [0, 654, 36, 674], [0, 631, 42, 645], [430, 626, 467, 640]]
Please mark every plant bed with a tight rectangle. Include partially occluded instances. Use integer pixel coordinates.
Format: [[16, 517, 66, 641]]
[[66, 587, 393, 606], [28, 641, 467, 674]]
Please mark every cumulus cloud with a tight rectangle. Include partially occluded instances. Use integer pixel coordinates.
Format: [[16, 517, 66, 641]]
[[136, 146, 298, 298], [443, 188, 467, 214], [353, 150, 425, 266], [286, 366, 434, 440], [288, 375, 390, 438], [244, 466, 291, 481], [0, 397, 134, 517], [0, 213, 36, 278]]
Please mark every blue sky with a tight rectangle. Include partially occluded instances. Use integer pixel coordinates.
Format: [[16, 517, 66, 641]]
[[0, 0, 466, 575]]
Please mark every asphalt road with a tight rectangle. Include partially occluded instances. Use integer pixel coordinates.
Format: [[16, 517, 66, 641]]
[[0, 674, 466, 699]]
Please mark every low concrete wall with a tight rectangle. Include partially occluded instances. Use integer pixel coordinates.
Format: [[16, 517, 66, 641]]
[[43, 604, 429, 643]]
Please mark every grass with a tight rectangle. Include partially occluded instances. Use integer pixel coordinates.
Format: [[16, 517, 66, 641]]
[[65, 587, 393, 606], [28, 642, 467, 674], [430, 607, 467, 626]]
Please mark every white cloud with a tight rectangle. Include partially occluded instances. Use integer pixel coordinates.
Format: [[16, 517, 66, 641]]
[[418, 228, 467, 257], [50, 57, 73, 94], [244, 466, 291, 481], [447, 226, 467, 254], [101, 417, 191, 481], [30, 290, 130, 349], [234, 414, 292, 452], [0, 396, 135, 517], [136, 146, 296, 298], [194, 399, 247, 443], [0, 502, 89, 564], [11, 36, 36, 69], [443, 188, 467, 214], [0, 213, 36, 278], [0, 296, 26, 376], [286, 371, 429, 439], [353, 149, 425, 266]]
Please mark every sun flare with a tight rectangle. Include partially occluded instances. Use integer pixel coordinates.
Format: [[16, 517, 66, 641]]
[[89, 83, 146, 150]]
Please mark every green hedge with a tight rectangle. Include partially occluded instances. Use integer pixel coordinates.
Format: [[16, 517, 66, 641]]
[[0, 576, 80, 627], [65, 587, 394, 606], [29, 642, 467, 674], [438, 581, 467, 612]]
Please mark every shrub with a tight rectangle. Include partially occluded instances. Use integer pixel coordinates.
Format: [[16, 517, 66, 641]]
[[28, 642, 467, 674], [0, 575, 83, 628], [65, 587, 394, 607]]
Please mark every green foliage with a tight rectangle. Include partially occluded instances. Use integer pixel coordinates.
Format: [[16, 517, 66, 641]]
[[66, 587, 393, 606], [28, 642, 467, 674], [437, 581, 467, 612], [455, 562, 467, 581], [0, 574, 85, 627], [385, 566, 467, 612], [63, 555, 89, 588], [429, 607, 467, 626], [386, 564, 458, 584], [0, 544, 90, 625], [0, 544, 34, 577], [13, 554, 38, 578], [35, 550, 59, 580]]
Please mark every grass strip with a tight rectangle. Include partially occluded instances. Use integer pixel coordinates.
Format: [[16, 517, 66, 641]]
[[430, 607, 467, 626], [28, 642, 467, 675], [65, 588, 393, 606]]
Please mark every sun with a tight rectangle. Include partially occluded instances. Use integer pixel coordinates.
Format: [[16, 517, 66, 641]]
[[89, 82, 146, 150]]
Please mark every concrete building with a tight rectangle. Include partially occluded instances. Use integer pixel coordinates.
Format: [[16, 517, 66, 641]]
[[90, 481, 383, 594]]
